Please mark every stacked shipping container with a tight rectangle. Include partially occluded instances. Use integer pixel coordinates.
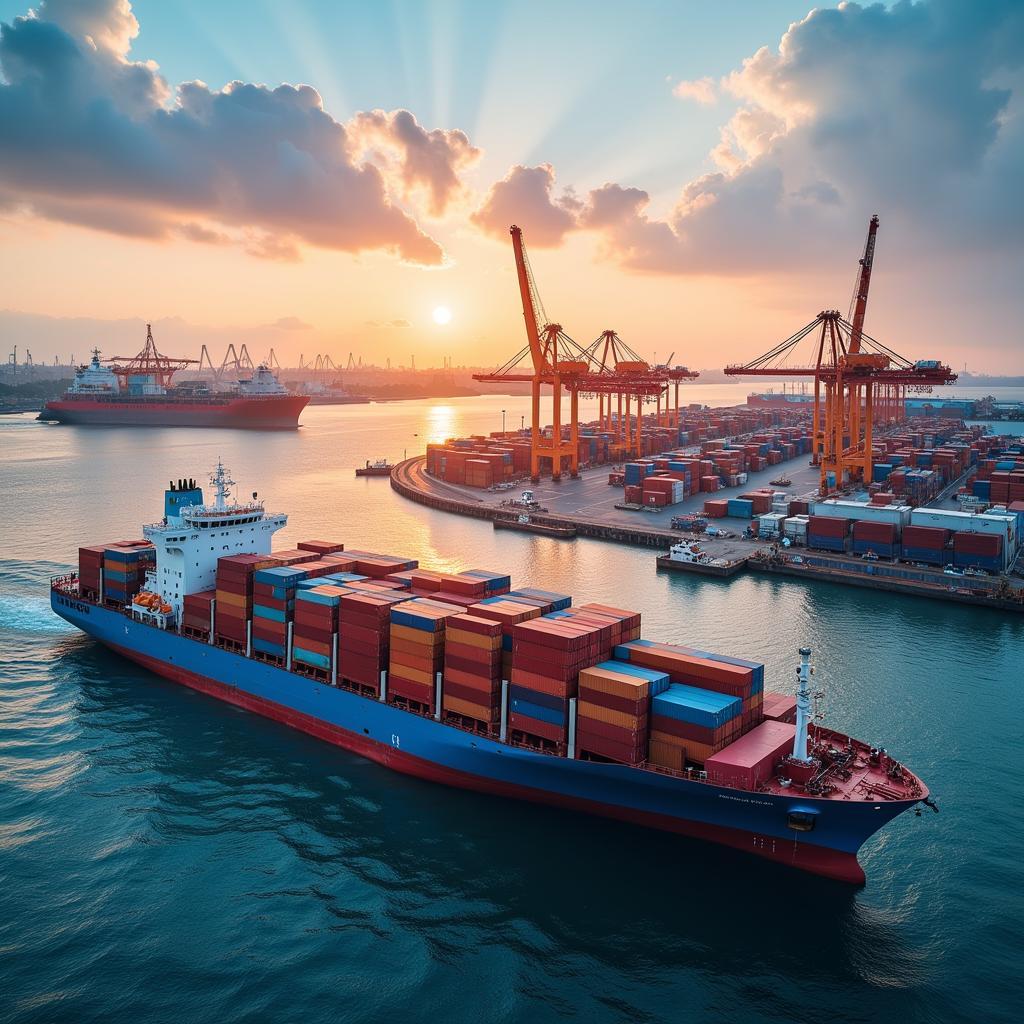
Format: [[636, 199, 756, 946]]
[[442, 613, 504, 728], [576, 661, 669, 765], [388, 599, 463, 710]]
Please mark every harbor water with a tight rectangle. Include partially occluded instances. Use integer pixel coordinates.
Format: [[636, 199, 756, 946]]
[[2, 398, 1023, 1024]]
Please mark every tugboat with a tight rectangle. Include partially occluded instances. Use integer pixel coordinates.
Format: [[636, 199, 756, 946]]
[[355, 458, 394, 477]]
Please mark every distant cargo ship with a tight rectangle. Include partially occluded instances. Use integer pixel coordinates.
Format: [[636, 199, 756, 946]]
[[50, 463, 934, 884], [41, 326, 309, 429], [300, 382, 371, 406], [747, 390, 820, 409]]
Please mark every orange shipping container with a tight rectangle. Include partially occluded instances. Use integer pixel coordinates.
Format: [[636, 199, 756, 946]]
[[577, 702, 648, 730], [389, 662, 434, 686], [578, 665, 654, 701], [647, 739, 685, 772], [442, 694, 499, 722]]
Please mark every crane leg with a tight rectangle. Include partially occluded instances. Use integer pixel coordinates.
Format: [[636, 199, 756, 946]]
[[570, 387, 579, 477], [530, 378, 541, 483]]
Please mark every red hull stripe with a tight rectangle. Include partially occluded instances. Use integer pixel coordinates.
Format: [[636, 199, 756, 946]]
[[108, 640, 866, 884]]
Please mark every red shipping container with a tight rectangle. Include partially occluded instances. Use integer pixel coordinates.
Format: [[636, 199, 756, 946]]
[[508, 712, 565, 744], [297, 541, 345, 554], [577, 735, 645, 764], [851, 520, 897, 543], [953, 532, 1001, 555], [901, 525, 949, 548], [807, 515, 850, 538], [704, 721, 797, 791]]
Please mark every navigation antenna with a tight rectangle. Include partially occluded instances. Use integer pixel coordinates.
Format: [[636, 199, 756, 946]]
[[211, 460, 235, 511]]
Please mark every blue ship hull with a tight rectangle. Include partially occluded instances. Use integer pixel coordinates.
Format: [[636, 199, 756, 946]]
[[51, 590, 917, 883]]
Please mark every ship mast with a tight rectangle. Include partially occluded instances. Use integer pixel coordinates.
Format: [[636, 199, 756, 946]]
[[211, 460, 235, 511], [793, 647, 814, 762]]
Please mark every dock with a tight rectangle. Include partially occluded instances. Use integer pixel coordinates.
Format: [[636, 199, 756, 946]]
[[391, 455, 1024, 612]]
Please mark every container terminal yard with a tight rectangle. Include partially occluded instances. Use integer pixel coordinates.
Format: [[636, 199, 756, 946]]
[[388, 218, 1024, 612]]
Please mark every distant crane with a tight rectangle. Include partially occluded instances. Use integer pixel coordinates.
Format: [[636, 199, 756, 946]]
[[725, 216, 956, 492], [106, 324, 197, 388]]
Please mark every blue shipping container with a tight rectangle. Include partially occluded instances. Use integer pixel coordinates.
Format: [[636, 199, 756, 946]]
[[900, 546, 949, 565], [807, 535, 847, 553], [652, 684, 742, 729]]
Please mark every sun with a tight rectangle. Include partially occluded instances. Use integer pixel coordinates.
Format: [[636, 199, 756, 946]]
[[432, 305, 452, 326]]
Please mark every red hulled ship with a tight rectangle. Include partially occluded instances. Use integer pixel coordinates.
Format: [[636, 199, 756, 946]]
[[42, 326, 309, 429]]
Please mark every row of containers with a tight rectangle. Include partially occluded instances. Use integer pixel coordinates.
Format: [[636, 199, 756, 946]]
[[150, 539, 802, 775], [970, 444, 1024, 506], [761, 501, 1019, 571], [77, 540, 155, 604], [425, 407, 813, 488], [619, 429, 812, 507]]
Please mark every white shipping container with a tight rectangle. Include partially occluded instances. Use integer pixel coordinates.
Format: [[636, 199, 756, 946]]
[[784, 515, 809, 537], [813, 499, 913, 527], [758, 513, 787, 537], [910, 508, 1016, 543]]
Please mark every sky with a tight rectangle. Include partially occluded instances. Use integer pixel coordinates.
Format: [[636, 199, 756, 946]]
[[0, 0, 1021, 372]]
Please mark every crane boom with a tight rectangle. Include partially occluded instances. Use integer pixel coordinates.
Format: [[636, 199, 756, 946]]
[[849, 215, 879, 354], [510, 225, 548, 373]]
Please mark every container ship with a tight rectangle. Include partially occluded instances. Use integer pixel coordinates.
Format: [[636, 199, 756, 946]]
[[50, 464, 933, 883], [41, 327, 309, 429]]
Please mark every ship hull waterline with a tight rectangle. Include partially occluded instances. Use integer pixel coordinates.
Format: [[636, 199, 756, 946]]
[[42, 395, 310, 429], [52, 593, 920, 884]]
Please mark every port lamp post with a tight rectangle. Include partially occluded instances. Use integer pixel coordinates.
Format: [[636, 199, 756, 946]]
[[793, 647, 813, 763], [502, 408, 506, 435]]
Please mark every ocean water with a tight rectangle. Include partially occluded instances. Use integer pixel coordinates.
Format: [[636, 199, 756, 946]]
[[2, 400, 1023, 1024]]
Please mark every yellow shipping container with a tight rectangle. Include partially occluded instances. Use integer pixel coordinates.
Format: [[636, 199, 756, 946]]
[[216, 590, 250, 609]]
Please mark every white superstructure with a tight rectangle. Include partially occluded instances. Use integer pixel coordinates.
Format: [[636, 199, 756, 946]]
[[236, 365, 288, 395], [143, 461, 286, 622], [68, 349, 120, 394]]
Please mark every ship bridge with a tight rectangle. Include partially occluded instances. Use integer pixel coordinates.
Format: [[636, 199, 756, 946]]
[[143, 462, 286, 622]]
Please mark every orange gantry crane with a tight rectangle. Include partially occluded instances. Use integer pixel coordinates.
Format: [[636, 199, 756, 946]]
[[725, 216, 956, 492], [106, 324, 197, 387], [475, 225, 697, 481], [474, 225, 596, 481], [582, 332, 698, 451]]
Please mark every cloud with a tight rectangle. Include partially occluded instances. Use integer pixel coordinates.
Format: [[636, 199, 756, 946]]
[[177, 222, 231, 245], [365, 318, 412, 329], [476, 0, 1024, 275], [471, 164, 582, 247], [348, 109, 480, 217], [269, 316, 312, 331], [673, 76, 716, 105], [0, 0, 450, 264]]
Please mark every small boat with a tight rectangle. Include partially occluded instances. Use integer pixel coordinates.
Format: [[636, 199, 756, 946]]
[[355, 459, 394, 477], [769, 476, 792, 487], [493, 514, 576, 539]]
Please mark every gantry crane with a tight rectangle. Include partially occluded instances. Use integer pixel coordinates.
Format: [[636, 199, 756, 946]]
[[725, 217, 956, 492], [106, 324, 197, 387], [474, 225, 597, 481], [581, 332, 698, 451]]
